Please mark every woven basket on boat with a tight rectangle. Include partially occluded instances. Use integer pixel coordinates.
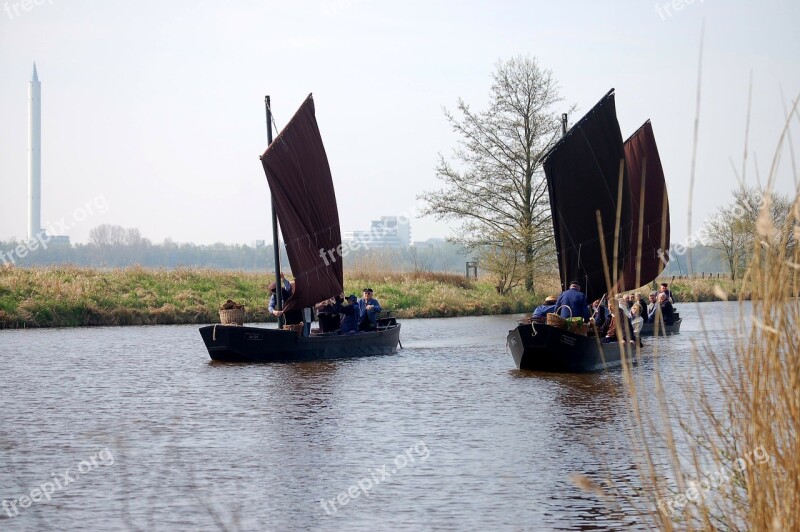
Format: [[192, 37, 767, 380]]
[[219, 308, 245, 326], [565, 317, 588, 336], [546, 305, 571, 329], [283, 323, 304, 336]]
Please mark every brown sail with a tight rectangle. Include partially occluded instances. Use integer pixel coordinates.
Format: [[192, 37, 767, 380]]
[[543, 89, 631, 304], [260, 94, 343, 311], [621, 120, 670, 290]]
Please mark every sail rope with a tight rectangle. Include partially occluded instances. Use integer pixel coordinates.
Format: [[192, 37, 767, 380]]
[[265, 99, 281, 141]]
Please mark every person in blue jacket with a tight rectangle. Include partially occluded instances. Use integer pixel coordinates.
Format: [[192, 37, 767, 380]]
[[531, 295, 558, 322], [337, 294, 360, 334], [358, 288, 382, 331], [554, 281, 590, 321]]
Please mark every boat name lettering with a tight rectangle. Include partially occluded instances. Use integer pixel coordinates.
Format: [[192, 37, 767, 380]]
[[560, 336, 576, 346], [244, 333, 263, 341]]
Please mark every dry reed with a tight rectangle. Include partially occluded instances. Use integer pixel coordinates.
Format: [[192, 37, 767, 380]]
[[605, 89, 800, 529]]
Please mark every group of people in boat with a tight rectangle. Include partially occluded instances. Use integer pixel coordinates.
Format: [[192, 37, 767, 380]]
[[531, 281, 677, 345], [267, 273, 384, 336]]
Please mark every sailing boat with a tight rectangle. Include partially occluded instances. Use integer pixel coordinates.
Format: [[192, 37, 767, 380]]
[[507, 89, 672, 372], [622, 120, 682, 336], [198, 94, 401, 362]]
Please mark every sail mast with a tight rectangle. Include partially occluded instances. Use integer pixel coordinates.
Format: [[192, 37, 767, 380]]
[[265, 95, 284, 325]]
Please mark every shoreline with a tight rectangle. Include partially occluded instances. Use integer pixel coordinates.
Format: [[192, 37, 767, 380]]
[[0, 266, 744, 329], [0, 266, 542, 329]]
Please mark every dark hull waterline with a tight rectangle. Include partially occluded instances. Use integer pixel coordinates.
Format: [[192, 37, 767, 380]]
[[507, 323, 634, 373], [640, 317, 682, 336], [199, 323, 401, 363]]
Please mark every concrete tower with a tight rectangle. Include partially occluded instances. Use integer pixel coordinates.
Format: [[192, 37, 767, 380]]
[[28, 62, 41, 241]]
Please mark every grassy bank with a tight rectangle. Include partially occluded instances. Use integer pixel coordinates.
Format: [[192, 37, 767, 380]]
[[0, 266, 546, 328], [659, 277, 749, 302], [0, 265, 756, 329]]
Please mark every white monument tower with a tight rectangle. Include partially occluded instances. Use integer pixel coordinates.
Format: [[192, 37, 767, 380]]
[[28, 62, 42, 241]]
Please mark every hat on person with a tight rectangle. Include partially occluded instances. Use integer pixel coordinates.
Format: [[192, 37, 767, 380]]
[[268, 281, 277, 292], [363, 288, 373, 293], [569, 281, 581, 289], [347, 294, 357, 302], [544, 295, 557, 304]]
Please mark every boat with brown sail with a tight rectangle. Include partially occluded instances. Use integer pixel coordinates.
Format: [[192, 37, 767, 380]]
[[199, 94, 400, 362], [507, 89, 675, 372]]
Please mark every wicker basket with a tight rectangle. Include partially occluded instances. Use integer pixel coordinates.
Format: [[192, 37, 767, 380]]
[[219, 308, 245, 326], [546, 305, 571, 329], [282, 323, 304, 337], [565, 317, 587, 335]]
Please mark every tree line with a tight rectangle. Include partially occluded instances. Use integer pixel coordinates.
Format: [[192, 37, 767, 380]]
[[0, 224, 470, 272]]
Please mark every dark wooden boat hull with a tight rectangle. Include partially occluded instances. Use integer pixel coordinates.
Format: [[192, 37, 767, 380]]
[[507, 323, 630, 373], [199, 323, 401, 363], [639, 317, 682, 336]]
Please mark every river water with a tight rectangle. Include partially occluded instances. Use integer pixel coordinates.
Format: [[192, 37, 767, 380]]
[[0, 301, 740, 531]]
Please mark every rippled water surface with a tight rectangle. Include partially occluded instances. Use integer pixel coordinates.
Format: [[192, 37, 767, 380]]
[[0, 302, 741, 530]]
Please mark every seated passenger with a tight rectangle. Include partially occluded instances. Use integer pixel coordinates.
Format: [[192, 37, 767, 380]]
[[602, 308, 637, 345], [636, 292, 648, 315], [315, 298, 341, 333], [646, 292, 658, 323], [624, 293, 634, 309], [338, 294, 360, 334], [657, 293, 675, 325], [630, 303, 644, 347], [358, 288, 382, 331], [659, 282, 675, 304], [601, 311, 617, 343], [616, 294, 632, 319], [531, 295, 558, 322], [590, 299, 607, 329]]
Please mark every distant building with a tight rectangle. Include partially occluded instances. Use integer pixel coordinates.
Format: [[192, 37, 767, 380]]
[[412, 237, 446, 249], [343, 216, 411, 249]]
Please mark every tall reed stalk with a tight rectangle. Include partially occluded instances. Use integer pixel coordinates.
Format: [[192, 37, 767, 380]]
[[613, 97, 800, 529]]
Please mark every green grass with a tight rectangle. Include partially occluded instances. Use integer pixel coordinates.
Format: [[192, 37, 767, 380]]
[[0, 266, 543, 328], [0, 266, 753, 329]]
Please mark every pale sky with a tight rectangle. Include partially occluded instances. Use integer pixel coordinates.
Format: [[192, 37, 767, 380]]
[[1, 0, 798, 246]]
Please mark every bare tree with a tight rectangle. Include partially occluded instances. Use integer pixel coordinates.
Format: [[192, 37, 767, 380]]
[[89, 225, 145, 247], [418, 56, 566, 292], [89, 224, 123, 247], [705, 207, 750, 280], [124, 227, 142, 247], [704, 186, 794, 279]]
